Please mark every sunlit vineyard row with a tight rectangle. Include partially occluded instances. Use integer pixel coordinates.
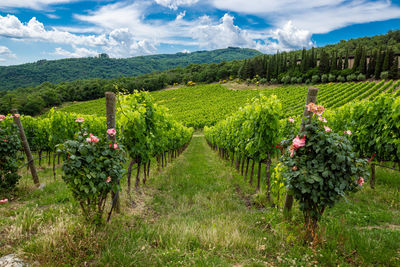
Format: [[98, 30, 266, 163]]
[[58, 81, 400, 128]]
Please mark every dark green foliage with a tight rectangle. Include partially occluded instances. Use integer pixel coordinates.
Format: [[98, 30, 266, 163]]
[[0, 118, 22, 195], [0, 48, 261, 91]]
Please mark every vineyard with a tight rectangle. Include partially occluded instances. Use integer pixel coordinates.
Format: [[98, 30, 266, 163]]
[[1, 81, 400, 266], [58, 80, 400, 128]]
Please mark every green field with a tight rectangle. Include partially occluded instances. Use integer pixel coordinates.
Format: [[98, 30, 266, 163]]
[[58, 81, 400, 128]]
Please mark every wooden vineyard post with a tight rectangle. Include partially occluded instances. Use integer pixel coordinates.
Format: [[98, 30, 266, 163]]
[[11, 109, 40, 187], [105, 92, 120, 213], [370, 163, 375, 189], [283, 86, 318, 216]]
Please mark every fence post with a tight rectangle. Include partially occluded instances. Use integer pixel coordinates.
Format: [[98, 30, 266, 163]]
[[105, 92, 120, 213], [11, 109, 40, 187], [283, 86, 318, 215]]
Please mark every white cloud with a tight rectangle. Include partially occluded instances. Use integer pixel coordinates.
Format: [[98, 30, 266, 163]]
[[0, 0, 81, 10], [154, 0, 199, 10], [0, 14, 156, 58], [210, 0, 400, 34], [53, 46, 99, 58], [190, 14, 254, 49], [0, 45, 16, 61], [271, 21, 313, 49], [0, 15, 108, 46]]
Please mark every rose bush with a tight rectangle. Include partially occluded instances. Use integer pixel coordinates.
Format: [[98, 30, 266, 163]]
[[280, 103, 369, 240], [0, 115, 22, 196], [58, 123, 126, 223]]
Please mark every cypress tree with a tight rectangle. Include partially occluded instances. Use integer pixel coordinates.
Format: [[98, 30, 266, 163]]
[[382, 49, 390, 72], [359, 48, 367, 74], [352, 45, 362, 71], [344, 49, 349, 69], [330, 51, 337, 72], [374, 48, 383, 78], [389, 55, 398, 79], [337, 54, 343, 70], [319, 50, 330, 74], [311, 47, 316, 68], [368, 50, 377, 78]]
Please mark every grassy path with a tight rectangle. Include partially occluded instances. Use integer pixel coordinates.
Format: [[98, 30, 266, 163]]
[[100, 135, 273, 266]]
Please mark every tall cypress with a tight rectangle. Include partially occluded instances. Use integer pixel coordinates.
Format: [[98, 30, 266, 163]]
[[374, 48, 383, 78], [359, 48, 367, 74], [337, 54, 343, 70], [368, 50, 377, 77], [382, 49, 390, 72], [344, 49, 349, 69]]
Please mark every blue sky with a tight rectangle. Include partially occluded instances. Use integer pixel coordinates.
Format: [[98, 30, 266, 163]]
[[0, 0, 400, 66]]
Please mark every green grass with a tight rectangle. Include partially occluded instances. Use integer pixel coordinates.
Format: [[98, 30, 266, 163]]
[[1, 136, 400, 266], [56, 81, 398, 128]]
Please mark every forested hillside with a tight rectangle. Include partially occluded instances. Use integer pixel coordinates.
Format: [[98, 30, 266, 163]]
[[0, 47, 261, 91]]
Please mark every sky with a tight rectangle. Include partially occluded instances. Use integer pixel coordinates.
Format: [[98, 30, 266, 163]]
[[0, 0, 400, 66]]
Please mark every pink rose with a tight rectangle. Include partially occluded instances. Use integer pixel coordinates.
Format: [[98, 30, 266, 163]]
[[107, 128, 117, 136], [113, 143, 119, 149], [292, 135, 306, 149], [324, 126, 332, 132], [75, 117, 84, 123], [91, 136, 99, 143], [14, 114, 20, 118], [0, 115, 5, 121], [344, 130, 352, 135], [357, 177, 364, 186], [106, 176, 111, 183], [0, 198, 8, 203], [288, 118, 294, 123], [318, 116, 327, 123], [86, 137, 91, 142]]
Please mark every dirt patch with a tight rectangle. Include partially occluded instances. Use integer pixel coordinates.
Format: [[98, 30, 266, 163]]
[[358, 224, 400, 231], [222, 82, 281, 91], [234, 185, 253, 209]]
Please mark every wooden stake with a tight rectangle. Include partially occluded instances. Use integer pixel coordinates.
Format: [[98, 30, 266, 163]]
[[11, 110, 40, 186], [284, 86, 319, 215], [105, 92, 120, 212]]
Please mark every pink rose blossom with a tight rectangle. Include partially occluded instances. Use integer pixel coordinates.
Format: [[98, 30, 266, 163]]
[[357, 177, 364, 186], [75, 117, 84, 123], [14, 114, 20, 118], [86, 137, 92, 142], [288, 118, 295, 123], [0, 115, 5, 121], [113, 143, 119, 149], [106, 176, 111, 183], [292, 135, 306, 149], [91, 136, 99, 143], [109, 144, 112, 148], [318, 116, 327, 123], [107, 128, 117, 136], [0, 198, 8, 203], [344, 130, 352, 135], [324, 126, 332, 132]]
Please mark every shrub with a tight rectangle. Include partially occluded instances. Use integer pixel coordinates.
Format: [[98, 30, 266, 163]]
[[305, 79, 311, 84], [297, 77, 303, 84], [281, 75, 291, 84], [328, 74, 336, 82], [321, 74, 328, 83], [346, 74, 356, 81], [380, 71, 389, 80], [0, 115, 22, 196], [259, 78, 267, 84], [357, 73, 366, 81], [290, 77, 298, 84], [337, 75, 345, 82], [58, 122, 126, 223], [280, 104, 369, 241], [311, 75, 320, 83], [270, 78, 278, 84]]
